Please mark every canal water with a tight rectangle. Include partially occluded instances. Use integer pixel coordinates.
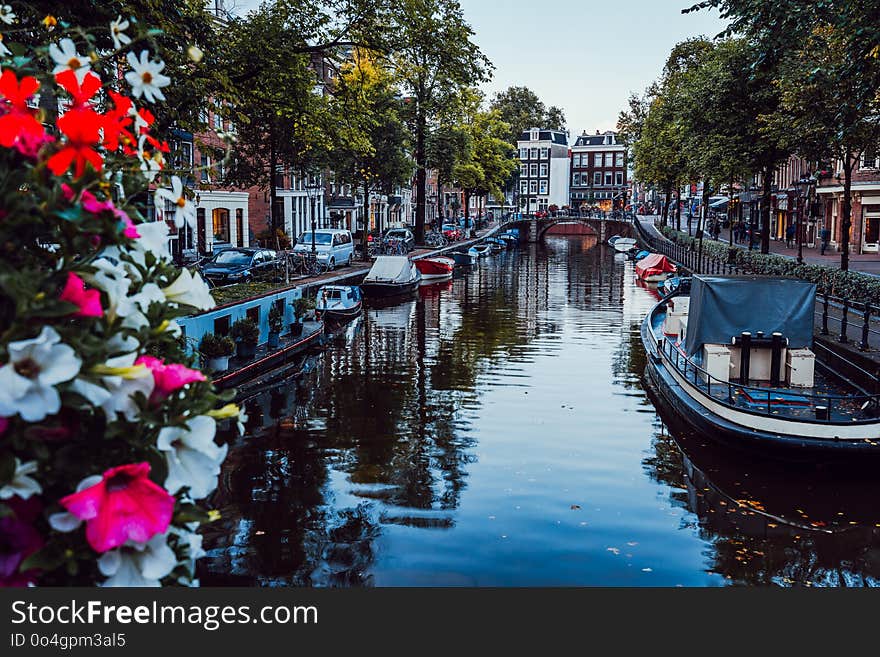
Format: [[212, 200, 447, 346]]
[[202, 235, 880, 587]]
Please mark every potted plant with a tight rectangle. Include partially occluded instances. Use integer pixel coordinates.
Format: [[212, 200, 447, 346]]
[[199, 333, 235, 373], [290, 296, 314, 336], [268, 304, 285, 349], [230, 317, 260, 359]]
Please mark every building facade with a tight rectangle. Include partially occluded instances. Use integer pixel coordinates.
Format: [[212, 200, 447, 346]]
[[816, 148, 880, 254], [516, 128, 570, 214], [569, 130, 627, 213]]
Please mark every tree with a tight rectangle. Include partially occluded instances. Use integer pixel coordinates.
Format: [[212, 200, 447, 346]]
[[391, 0, 491, 244], [489, 86, 566, 144]]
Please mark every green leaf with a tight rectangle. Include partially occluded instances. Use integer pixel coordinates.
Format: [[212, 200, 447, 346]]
[[0, 450, 15, 486]]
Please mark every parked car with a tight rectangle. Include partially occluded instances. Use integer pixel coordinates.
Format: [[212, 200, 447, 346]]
[[199, 247, 278, 285], [382, 227, 415, 252], [292, 228, 355, 269], [442, 223, 463, 241]]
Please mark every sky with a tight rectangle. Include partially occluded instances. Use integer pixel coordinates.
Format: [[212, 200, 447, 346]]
[[230, 0, 729, 139]]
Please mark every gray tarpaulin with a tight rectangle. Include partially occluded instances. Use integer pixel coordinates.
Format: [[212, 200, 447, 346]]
[[683, 275, 816, 357]]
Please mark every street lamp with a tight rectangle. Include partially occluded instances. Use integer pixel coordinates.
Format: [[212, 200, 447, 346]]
[[305, 175, 322, 255], [794, 174, 813, 265]]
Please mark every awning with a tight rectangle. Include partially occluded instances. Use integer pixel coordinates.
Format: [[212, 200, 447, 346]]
[[709, 198, 728, 209]]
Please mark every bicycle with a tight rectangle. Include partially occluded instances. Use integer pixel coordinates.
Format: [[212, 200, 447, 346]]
[[425, 230, 448, 248]]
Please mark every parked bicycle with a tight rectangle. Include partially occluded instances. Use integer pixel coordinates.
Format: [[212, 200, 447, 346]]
[[287, 250, 329, 277], [425, 230, 448, 248]]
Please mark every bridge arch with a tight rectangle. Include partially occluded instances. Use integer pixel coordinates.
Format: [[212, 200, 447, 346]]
[[504, 217, 634, 243]]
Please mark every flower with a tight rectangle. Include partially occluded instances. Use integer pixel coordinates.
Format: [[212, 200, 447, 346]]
[[0, 5, 15, 25], [0, 326, 81, 422], [0, 459, 42, 500], [0, 35, 10, 57], [59, 462, 174, 553], [98, 532, 177, 587], [55, 69, 101, 110], [110, 16, 131, 50], [48, 106, 103, 177], [101, 91, 134, 152], [60, 272, 104, 318], [48, 38, 90, 82], [131, 220, 172, 263], [0, 69, 45, 154], [157, 416, 226, 500], [154, 176, 196, 229], [0, 496, 44, 587], [162, 267, 215, 311], [48, 474, 102, 533], [70, 352, 154, 421], [124, 51, 170, 103], [135, 356, 206, 402], [171, 525, 205, 585], [42, 15, 57, 30]]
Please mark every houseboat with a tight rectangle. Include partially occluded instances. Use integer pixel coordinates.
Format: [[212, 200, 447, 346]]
[[641, 274, 880, 457]]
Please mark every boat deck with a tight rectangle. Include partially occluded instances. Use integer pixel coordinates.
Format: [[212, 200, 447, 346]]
[[650, 311, 874, 424]]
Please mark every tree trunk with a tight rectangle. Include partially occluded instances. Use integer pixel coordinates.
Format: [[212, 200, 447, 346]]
[[437, 179, 444, 224], [841, 153, 854, 272], [729, 177, 735, 246], [699, 182, 710, 259], [269, 132, 278, 237], [362, 180, 371, 262], [415, 110, 427, 244], [760, 164, 773, 254], [464, 190, 471, 235], [675, 188, 682, 232], [663, 181, 673, 227]]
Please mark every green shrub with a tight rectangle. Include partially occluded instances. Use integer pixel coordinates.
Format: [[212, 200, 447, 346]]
[[199, 333, 235, 358], [230, 317, 260, 344]]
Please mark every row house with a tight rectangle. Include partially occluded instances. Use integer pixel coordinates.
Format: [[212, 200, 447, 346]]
[[516, 128, 571, 214], [816, 147, 880, 254], [569, 130, 627, 212]]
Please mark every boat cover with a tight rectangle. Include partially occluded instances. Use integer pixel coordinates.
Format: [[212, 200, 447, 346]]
[[364, 256, 417, 284], [635, 253, 676, 278], [683, 275, 816, 357]]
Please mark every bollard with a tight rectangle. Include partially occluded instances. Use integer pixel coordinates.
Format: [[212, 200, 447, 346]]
[[839, 298, 849, 343], [861, 304, 871, 351]]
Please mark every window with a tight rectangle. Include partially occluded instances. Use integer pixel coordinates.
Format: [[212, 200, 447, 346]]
[[540, 148, 549, 159], [521, 164, 528, 177], [539, 180, 548, 195], [213, 109, 223, 130], [246, 306, 260, 323], [529, 148, 538, 159], [594, 154, 602, 166], [571, 173, 580, 186], [530, 164, 538, 177], [615, 153, 624, 167], [863, 146, 878, 169], [605, 172, 613, 186], [539, 163, 548, 177], [213, 316, 230, 336], [605, 153, 613, 167], [200, 153, 210, 182], [529, 180, 538, 194], [594, 172, 602, 186], [520, 181, 528, 194], [615, 172, 623, 186], [519, 148, 528, 159]]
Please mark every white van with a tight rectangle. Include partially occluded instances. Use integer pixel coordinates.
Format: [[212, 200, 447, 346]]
[[293, 229, 355, 269]]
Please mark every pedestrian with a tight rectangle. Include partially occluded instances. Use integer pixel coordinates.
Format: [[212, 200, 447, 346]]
[[786, 223, 796, 248], [820, 226, 831, 255]]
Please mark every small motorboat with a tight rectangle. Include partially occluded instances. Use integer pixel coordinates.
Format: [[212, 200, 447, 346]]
[[415, 255, 455, 282], [484, 238, 505, 252], [450, 249, 478, 266], [360, 256, 421, 297], [634, 250, 651, 261], [635, 253, 677, 282], [315, 285, 362, 323], [471, 244, 492, 258], [613, 237, 638, 253], [607, 235, 622, 247]]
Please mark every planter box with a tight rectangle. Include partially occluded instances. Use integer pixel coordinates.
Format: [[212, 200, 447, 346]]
[[267, 331, 280, 349], [207, 356, 229, 373], [236, 341, 257, 359]]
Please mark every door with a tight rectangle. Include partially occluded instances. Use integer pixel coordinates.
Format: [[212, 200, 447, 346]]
[[864, 206, 880, 253], [197, 208, 206, 255]]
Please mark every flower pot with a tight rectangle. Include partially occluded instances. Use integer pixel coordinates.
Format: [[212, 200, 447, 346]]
[[267, 331, 280, 349], [290, 322, 304, 337], [207, 355, 229, 373], [236, 340, 257, 359]]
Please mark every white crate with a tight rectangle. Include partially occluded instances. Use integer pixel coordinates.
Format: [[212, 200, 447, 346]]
[[786, 348, 815, 388], [702, 344, 731, 384]]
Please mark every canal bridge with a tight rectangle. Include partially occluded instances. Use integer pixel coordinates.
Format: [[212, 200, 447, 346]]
[[503, 216, 635, 243]]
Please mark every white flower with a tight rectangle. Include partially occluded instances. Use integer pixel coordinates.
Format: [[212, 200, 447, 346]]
[[124, 50, 171, 103], [162, 268, 215, 311], [0, 35, 11, 57], [154, 176, 196, 230], [49, 475, 102, 532], [110, 16, 131, 50], [118, 282, 165, 331], [170, 525, 205, 584], [158, 416, 227, 500], [70, 352, 154, 421], [98, 533, 177, 587], [130, 220, 172, 263], [48, 38, 90, 82], [0, 326, 81, 422], [0, 459, 42, 500], [237, 406, 249, 435], [0, 5, 16, 25]]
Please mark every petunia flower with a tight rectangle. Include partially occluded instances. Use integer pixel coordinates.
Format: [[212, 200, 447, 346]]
[[153, 176, 195, 229], [48, 107, 104, 177], [48, 38, 90, 82], [71, 352, 154, 421], [98, 532, 177, 587], [0, 5, 15, 25], [161, 267, 215, 310], [135, 355, 205, 402], [109, 16, 131, 50], [60, 271, 104, 318], [0, 459, 42, 500], [0, 69, 45, 153], [0, 326, 81, 422], [0, 496, 44, 587], [124, 51, 170, 103], [157, 416, 226, 499], [59, 462, 174, 553]]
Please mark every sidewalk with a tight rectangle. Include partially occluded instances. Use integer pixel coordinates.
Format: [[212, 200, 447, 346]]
[[657, 216, 880, 276]]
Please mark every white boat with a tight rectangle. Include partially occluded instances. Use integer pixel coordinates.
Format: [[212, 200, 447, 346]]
[[315, 285, 362, 323], [613, 237, 638, 253]]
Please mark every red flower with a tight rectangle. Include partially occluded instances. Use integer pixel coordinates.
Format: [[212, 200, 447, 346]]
[[48, 108, 104, 177], [0, 69, 46, 154], [60, 272, 103, 318], [101, 91, 134, 152], [60, 462, 174, 553], [135, 355, 206, 402], [55, 69, 101, 110]]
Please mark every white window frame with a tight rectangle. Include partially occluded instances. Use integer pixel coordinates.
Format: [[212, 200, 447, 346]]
[[615, 172, 623, 186], [529, 180, 538, 194], [615, 153, 624, 167], [605, 153, 613, 167], [520, 148, 528, 159], [539, 163, 548, 177], [521, 164, 528, 177], [529, 148, 538, 159], [540, 147, 549, 159], [530, 164, 538, 177], [605, 172, 613, 186], [520, 181, 528, 194], [594, 172, 602, 186], [539, 180, 548, 195], [594, 153, 602, 166]]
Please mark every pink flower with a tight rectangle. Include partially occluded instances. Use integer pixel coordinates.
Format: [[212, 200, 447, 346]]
[[135, 356, 206, 401], [59, 462, 174, 553], [120, 211, 140, 239], [61, 184, 139, 238], [60, 272, 103, 318]]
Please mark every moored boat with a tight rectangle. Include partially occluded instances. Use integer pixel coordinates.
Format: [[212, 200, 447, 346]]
[[613, 237, 638, 253], [641, 274, 880, 458], [360, 255, 421, 297], [471, 244, 492, 258], [415, 255, 455, 282], [607, 234, 622, 247], [315, 285, 362, 323], [450, 249, 478, 266], [635, 253, 677, 282]]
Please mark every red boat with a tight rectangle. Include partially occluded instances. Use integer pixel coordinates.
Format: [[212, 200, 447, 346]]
[[414, 255, 455, 281], [635, 253, 677, 282]]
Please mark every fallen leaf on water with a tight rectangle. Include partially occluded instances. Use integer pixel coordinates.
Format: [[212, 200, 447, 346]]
[[570, 504, 581, 510], [642, 568, 653, 573], [607, 547, 620, 555], [627, 541, 638, 546]]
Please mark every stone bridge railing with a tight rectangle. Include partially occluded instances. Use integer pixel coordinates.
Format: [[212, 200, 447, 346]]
[[503, 215, 635, 243]]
